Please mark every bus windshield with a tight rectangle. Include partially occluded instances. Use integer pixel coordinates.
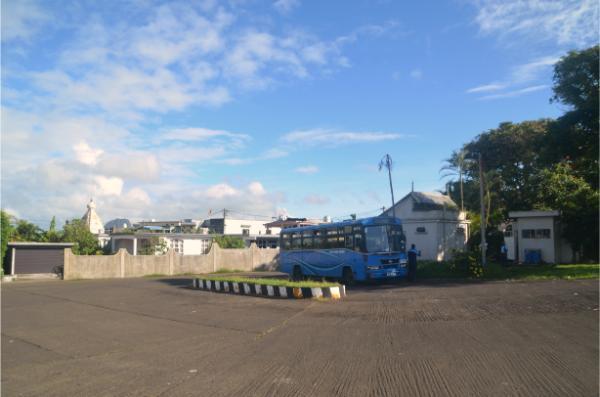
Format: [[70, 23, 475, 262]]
[[364, 225, 405, 253]]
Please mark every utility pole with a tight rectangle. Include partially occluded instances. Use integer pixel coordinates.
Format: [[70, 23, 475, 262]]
[[379, 154, 396, 219], [478, 153, 487, 266]]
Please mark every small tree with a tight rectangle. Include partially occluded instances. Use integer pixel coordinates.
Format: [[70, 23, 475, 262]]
[[1, 210, 14, 270], [213, 235, 246, 249], [138, 237, 167, 255], [45, 216, 62, 242], [62, 219, 100, 255]]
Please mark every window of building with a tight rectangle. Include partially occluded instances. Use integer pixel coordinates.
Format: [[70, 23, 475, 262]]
[[535, 229, 551, 239], [242, 228, 250, 236], [456, 227, 465, 235], [522, 229, 535, 239], [416, 226, 427, 234]]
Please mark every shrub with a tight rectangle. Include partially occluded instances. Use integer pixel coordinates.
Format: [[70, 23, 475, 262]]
[[213, 235, 246, 249], [449, 250, 483, 278]]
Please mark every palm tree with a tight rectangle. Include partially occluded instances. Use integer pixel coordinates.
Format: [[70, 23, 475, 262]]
[[440, 149, 469, 212]]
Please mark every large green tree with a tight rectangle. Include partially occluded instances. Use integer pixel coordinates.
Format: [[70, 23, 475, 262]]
[[545, 45, 599, 187], [461, 120, 550, 218], [535, 162, 599, 261], [13, 219, 46, 242], [62, 219, 100, 255]]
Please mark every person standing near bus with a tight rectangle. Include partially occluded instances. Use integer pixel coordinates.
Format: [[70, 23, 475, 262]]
[[407, 244, 419, 282]]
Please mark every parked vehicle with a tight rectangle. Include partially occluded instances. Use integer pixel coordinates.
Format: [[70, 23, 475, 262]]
[[279, 216, 408, 283]]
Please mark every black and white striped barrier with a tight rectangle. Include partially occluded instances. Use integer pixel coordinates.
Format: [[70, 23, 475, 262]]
[[192, 278, 345, 300]]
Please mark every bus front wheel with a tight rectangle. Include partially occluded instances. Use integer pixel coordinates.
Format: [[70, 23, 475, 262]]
[[342, 267, 354, 286], [292, 266, 303, 281]]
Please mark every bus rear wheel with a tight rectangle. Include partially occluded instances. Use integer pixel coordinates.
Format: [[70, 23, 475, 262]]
[[292, 266, 303, 281], [342, 267, 354, 286]]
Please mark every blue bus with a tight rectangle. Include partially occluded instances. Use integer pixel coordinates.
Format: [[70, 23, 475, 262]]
[[279, 216, 408, 283]]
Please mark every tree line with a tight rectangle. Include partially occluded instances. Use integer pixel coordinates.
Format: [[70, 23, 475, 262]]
[[1, 211, 102, 267], [441, 46, 599, 261]]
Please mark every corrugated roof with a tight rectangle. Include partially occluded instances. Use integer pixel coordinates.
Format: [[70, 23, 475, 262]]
[[410, 192, 458, 209]]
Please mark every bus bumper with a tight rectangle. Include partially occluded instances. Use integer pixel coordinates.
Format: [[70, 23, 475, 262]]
[[365, 267, 407, 280]]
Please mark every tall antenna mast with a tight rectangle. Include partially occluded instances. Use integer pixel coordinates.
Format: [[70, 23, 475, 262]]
[[379, 154, 396, 219]]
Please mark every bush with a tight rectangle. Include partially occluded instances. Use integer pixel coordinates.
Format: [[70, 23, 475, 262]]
[[213, 235, 246, 249], [449, 250, 483, 278]]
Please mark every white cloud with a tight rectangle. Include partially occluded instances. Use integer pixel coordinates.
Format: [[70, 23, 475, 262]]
[[1, 3, 402, 225], [282, 128, 407, 146], [410, 69, 423, 79], [247, 181, 266, 196], [295, 165, 319, 174], [479, 84, 548, 100], [467, 56, 558, 100], [162, 127, 250, 142], [1, 0, 49, 42], [509, 56, 559, 84], [205, 183, 239, 199], [73, 142, 104, 166], [94, 176, 124, 196], [274, 0, 300, 15], [472, 0, 598, 47], [466, 83, 506, 93]]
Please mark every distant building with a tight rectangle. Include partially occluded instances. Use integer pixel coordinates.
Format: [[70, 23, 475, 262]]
[[134, 219, 204, 234], [504, 210, 574, 264], [81, 199, 110, 248], [110, 232, 279, 255], [201, 214, 281, 236], [111, 232, 213, 255], [104, 218, 131, 234], [381, 191, 469, 261], [264, 217, 321, 230]]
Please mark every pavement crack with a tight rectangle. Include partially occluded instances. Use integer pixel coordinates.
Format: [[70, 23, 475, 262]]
[[255, 301, 316, 340], [2, 332, 76, 359]]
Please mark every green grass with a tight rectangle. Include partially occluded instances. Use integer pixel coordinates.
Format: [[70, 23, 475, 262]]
[[480, 263, 599, 281], [199, 275, 340, 288], [417, 261, 600, 281], [210, 268, 246, 274]]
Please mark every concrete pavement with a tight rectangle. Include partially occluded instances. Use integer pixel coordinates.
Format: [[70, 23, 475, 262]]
[[2, 277, 598, 396]]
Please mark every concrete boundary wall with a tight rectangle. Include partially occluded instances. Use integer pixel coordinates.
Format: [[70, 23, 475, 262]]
[[64, 243, 279, 280]]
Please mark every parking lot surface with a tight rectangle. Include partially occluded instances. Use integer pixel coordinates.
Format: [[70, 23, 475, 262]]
[[2, 277, 598, 396]]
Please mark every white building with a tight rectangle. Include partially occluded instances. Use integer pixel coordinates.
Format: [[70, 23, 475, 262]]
[[202, 216, 281, 236], [381, 192, 470, 261], [504, 210, 574, 264], [81, 199, 110, 248], [111, 233, 212, 255]]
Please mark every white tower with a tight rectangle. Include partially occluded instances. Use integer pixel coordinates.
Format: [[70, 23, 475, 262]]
[[81, 198, 104, 235]]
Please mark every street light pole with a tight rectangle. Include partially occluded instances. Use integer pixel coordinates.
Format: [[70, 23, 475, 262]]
[[379, 154, 396, 219], [478, 153, 487, 267]]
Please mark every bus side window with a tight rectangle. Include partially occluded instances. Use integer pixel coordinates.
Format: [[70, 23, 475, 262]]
[[302, 231, 313, 249], [291, 233, 301, 250], [282, 233, 291, 250], [344, 226, 353, 250], [353, 226, 364, 252], [314, 230, 323, 249]]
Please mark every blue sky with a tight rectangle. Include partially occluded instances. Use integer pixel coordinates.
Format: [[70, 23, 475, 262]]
[[1, 0, 598, 226]]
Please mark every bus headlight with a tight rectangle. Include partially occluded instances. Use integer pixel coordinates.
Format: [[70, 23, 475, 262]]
[[367, 265, 382, 270]]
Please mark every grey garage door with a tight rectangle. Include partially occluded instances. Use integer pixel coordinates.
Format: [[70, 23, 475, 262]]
[[15, 248, 64, 274]]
